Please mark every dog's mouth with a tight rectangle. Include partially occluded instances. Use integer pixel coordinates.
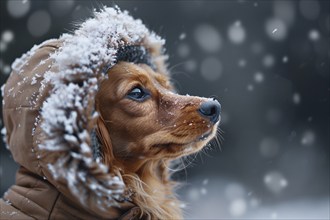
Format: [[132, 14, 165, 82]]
[[155, 129, 214, 150]]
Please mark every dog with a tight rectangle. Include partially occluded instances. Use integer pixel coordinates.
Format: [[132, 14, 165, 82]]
[[95, 61, 221, 219], [0, 7, 221, 220]]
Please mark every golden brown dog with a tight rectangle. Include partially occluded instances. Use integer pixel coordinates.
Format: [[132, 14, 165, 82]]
[[95, 61, 221, 219]]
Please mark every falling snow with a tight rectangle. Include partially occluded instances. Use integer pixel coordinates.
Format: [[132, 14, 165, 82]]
[[299, 0, 320, 20], [301, 130, 315, 146], [179, 32, 186, 40], [1, 1, 329, 219], [228, 20, 246, 44], [177, 43, 190, 58], [308, 29, 320, 41], [247, 84, 254, 91], [265, 18, 287, 41], [263, 54, 275, 68], [260, 137, 279, 158], [254, 72, 264, 83], [282, 56, 289, 63], [229, 199, 247, 217], [6, 0, 31, 18], [27, 10, 52, 37], [273, 1, 295, 26], [293, 93, 301, 105], [1, 30, 14, 43], [264, 171, 288, 194], [194, 24, 222, 53], [238, 59, 247, 67], [183, 59, 197, 72], [200, 57, 222, 81]]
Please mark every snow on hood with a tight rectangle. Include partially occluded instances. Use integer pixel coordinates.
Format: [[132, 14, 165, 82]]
[[4, 6, 168, 211]]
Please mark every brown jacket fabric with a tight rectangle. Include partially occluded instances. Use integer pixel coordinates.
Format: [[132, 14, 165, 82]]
[[1, 7, 166, 220]]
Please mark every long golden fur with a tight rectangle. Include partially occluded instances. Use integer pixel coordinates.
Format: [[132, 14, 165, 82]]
[[95, 61, 220, 219]]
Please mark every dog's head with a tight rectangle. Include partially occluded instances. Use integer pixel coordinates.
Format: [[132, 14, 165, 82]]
[[96, 61, 221, 162]]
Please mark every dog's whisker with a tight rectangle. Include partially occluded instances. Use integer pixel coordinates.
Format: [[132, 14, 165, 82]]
[[167, 62, 185, 74], [163, 160, 183, 173], [168, 62, 195, 80], [198, 151, 205, 164], [182, 152, 199, 167], [165, 154, 196, 173], [179, 158, 188, 183], [200, 144, 213, 158], [211, 128, 223, 152]]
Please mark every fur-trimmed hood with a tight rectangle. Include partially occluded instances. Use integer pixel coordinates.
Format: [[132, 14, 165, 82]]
[[1, 7, 167, 219]]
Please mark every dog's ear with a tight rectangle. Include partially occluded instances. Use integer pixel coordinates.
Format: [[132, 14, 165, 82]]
[[96, 116, 115, 167]]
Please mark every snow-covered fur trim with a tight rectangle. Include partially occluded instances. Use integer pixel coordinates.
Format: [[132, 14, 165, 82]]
[[39, 7, 166, 209]]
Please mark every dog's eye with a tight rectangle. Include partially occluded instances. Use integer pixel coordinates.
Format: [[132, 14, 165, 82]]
[[127, 87, 150, 101]]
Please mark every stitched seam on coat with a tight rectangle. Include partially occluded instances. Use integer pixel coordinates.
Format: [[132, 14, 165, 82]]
[[47, 192, 60, 220], [6, 188, 41, 219], [20, 177, 39, 213]]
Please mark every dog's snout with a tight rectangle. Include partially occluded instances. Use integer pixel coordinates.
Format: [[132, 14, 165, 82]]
[[198, 99, 221, 124]]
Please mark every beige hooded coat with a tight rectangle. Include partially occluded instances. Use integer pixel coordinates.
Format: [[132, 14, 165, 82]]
[[0, 7, 167, 219]]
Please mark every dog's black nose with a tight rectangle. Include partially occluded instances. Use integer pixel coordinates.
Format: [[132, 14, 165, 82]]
[[199, 99, 221, 124]]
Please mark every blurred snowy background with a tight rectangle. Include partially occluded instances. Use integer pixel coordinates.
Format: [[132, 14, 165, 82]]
[[0, 0, 329, 219]]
